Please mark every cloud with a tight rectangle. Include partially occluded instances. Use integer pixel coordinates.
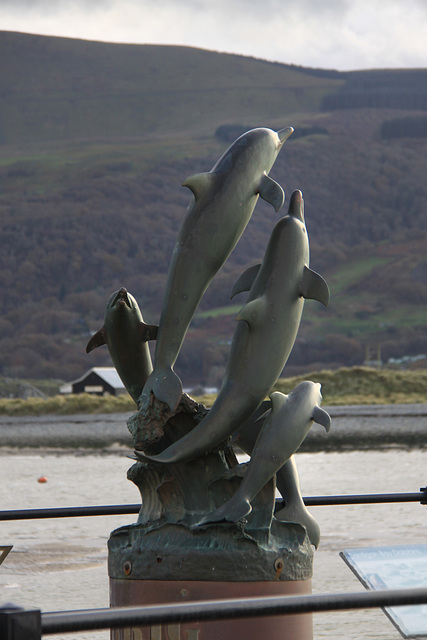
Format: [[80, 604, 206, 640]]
[[1, 0, 426, 70]]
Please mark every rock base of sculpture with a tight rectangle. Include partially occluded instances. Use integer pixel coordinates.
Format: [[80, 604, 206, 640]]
[[109, 489, 313, 639], [109, 395, 314, 638], [108, 517, 313, 582]]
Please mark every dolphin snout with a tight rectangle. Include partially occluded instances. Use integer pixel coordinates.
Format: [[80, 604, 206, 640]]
[[112, 287, 131, 308], [287, 189, 304, 222], [277, 126, 294, 146]]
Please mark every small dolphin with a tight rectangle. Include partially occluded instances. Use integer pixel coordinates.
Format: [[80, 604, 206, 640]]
[[134, 190, 329, 464], [86, 288, 158, 403], [140, 126, 294, 412], [196, 382, 331, 526], [233, 401, 321, 547]]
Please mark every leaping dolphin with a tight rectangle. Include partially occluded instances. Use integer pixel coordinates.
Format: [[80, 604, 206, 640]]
[[195, 383, 331, 527], [139, 126, 294, 412], [86, 288, 158, 403], [233, 402, 322, 547], [134, 190, 330, 464]]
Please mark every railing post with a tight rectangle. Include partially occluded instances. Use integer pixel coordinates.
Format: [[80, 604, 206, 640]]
[[0, 604, 41, 640]]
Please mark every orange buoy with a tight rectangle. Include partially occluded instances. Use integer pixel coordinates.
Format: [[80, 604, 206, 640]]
[[37, 476, 48, 483]]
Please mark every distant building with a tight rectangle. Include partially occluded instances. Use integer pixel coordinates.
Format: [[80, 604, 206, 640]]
[[60, 367, 126, 396]]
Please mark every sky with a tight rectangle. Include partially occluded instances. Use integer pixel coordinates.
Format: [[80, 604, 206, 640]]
[[1, 0, 426, 71]]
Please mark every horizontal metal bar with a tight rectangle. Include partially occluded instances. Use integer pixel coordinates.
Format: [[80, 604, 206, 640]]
[[41, 587, 427, 634], [1, 489, 426, 521], [0, 504, 141, 521], [303, 490, 427, 506]]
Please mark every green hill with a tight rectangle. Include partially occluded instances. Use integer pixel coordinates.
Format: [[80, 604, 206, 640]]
[[0, 31, 343, 145], [0, 32, 426, 387]]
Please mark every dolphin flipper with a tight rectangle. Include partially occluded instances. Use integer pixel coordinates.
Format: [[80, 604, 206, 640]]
[[258, 174, 285, 212], [139, 323, 159, 341], [312, 406, 331, 432], [299, 266, 330, 307], [230, 264, 261, 299], [86, 328, 107, 353]]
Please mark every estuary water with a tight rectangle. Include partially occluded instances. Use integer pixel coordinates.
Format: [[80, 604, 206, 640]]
[[0, 407, 427, 640]]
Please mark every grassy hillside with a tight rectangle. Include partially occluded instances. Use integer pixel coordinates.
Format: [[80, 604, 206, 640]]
[[0, 31, 343, 144], [0, 32, 426, 386], [0, 367, 425, 415]]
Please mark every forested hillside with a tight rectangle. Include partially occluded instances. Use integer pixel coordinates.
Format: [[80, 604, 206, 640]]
[[0, 32, 426, 388]]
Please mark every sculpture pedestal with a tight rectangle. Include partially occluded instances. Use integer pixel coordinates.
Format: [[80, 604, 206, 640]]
[[108, 520, 313, 640], [110, 577, 312, 640]]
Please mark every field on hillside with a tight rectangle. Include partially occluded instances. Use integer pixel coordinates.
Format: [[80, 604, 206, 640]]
[[0, 367, 426, 415], [0, 32, 426, 387]]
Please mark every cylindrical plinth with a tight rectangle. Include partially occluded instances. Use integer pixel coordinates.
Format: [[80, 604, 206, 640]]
[[110, 576, 312, 640], [109, 489, 314, 639]]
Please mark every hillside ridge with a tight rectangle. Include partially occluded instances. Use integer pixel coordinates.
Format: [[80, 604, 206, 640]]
[[0, 32, 426, 386]]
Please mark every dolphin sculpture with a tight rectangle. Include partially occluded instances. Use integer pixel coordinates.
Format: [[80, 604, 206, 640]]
[[86, 288, 158, 404], [139, 126, 294, 412], [195, 383, 331, 526], [134, 189, 330, 464], [232, 401, 322, 547]]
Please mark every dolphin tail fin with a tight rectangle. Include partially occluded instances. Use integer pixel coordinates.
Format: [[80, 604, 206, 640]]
[[86, 328, 107, 353], [299, 266, 330, 307], [214, 497, 252, 523], [196, 497, 252, 527], [275, 504, 321, 549], [143, 367, 183, 413], [258, 174, 285, 212]]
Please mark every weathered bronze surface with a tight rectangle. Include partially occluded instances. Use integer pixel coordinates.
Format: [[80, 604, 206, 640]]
[[86, 287, 157, 403], [194, 383, 330, 527], [100, 127, 332, 599], [133, 190, 329, 465], [139, 126, 293, 414]]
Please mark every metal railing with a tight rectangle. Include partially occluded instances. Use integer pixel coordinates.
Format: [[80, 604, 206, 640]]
[[1, 487, 426, 521], [2, 587, 427, 638], [1, 488, 426, 638]]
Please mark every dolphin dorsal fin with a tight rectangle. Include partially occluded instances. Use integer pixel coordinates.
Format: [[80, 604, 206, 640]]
[[139, 322, 158, 342], [299, 266, 330, 307], [86, 328, 107, 353], [312, 406, 331, 432], [270, 391, 288, 413], [258, 174, 285, 212], [182, 172, 215, 200], [236, 297, 267, 327], [230, 264, 261, 299]]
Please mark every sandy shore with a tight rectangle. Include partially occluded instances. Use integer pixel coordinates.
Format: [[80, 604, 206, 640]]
[[0, 404, 426, 451]]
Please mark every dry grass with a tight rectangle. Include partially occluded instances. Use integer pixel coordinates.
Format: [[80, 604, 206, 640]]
[[0, 367, 425, 415], [195, 367, 427, 408]]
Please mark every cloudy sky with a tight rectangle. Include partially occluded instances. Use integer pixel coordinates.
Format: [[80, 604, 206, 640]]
[[1, 0, 426, 71]]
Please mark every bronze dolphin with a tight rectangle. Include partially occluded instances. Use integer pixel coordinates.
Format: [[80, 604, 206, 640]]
[[139, 126, 294, 412], [134, 190, 329, 464], [195, 383, 331, 527], [86, 288, 158, 403], [232, 401, 322, 547]]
